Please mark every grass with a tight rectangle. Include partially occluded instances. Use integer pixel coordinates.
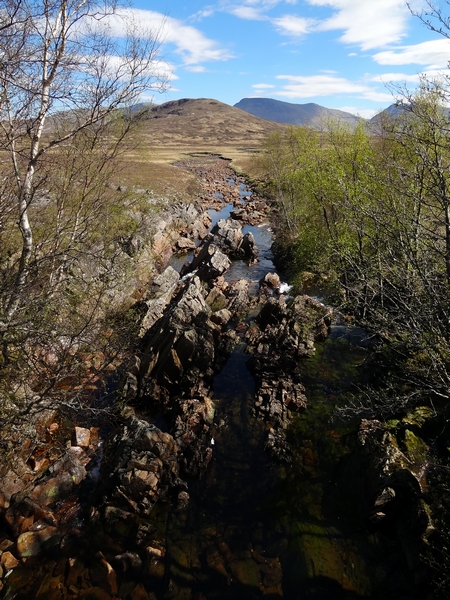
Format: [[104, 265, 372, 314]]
[[113, 99, 286, 196]]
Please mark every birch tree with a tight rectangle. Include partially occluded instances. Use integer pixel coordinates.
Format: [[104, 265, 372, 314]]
[[0, 0, 167, 340]]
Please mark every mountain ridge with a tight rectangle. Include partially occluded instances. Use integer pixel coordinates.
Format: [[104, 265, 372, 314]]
[[234, 97, 362, 128]]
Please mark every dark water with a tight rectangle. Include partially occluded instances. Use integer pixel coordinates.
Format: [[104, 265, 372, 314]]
[[161, 206, 396, 599]]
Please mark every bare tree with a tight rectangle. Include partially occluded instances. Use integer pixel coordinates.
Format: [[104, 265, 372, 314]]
[[0, 0, 167, 336]]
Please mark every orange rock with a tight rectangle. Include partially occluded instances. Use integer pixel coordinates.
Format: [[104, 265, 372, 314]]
[[1, 551, 20, 569], [74, 427, 91, 447]]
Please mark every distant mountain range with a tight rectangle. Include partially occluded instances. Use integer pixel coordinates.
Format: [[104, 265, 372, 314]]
[[234, 97, 362, 128]]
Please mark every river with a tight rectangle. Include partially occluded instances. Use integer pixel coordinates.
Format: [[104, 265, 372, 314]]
[[0, 167, 428, 600], [157, 194, 411, 599]]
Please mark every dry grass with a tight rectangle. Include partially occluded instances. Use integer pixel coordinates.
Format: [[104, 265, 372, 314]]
[[114, 98, 286, 197]]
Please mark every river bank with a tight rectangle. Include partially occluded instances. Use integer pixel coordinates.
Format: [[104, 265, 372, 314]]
[[0, 156, 437, 599]]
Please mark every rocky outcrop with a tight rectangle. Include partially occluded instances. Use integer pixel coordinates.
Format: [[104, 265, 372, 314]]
[[210, 218, 259, 261], [99, 409, 184, 519], [244, 288, 331, 459]]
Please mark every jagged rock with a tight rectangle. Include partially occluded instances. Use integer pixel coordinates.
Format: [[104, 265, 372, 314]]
[[101, 411, 183, 519], [176, 237, 196, 250], [139, 266, 180, 335], [211, 308, 232, 326], [226, 280, 249, 316], [184, 242, 231, 281], [210, 219, 259, 260]]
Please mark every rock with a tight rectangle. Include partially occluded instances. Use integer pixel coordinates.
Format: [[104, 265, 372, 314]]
[[100, 414, 181, 519], [114, 552, 143, 572], [90, 552, 118, 596], [76, 587, 113, 600], [211, 308, 232, 326], [16, 526, 61, 557], [176, 237, 196, 250], [226, 280, 249, 316], [184, 243, 231, 281], [260, 272, 281, 290], [28, 451, 87, 507], [1, 551, 20, 569], [210, 219, 259, 260], [0, 470, 28, 510], [74, 426, 91, 447], [139, 266, 180, 335], [131, 583, 152, 600], [229, 558, 261, 588]]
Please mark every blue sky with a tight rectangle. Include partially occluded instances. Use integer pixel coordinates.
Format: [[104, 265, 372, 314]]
[[124, 0, 450, 118]]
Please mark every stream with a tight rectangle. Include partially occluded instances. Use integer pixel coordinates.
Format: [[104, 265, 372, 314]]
[[158, 197, 407, 599], [0, 167, 429, 600]]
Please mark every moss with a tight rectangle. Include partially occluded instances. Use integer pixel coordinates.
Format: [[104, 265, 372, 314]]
[[402, 406, 435, 428], [404, 429, 429, 468]]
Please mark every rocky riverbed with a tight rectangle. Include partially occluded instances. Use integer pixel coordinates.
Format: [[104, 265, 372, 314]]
[[0, 157, 437, 599]]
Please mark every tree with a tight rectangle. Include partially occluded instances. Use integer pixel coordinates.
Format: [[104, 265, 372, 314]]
[[0, 0, 168, 423], [0, 0, 167, 339]]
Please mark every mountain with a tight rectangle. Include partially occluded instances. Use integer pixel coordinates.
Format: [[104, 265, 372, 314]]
[[144, 98, 286, 147], [368, 103, 409, 127], [234, 98, 362, 128]]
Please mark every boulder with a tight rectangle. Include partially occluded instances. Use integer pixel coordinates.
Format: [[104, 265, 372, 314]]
[[183, 242, 231, 281], [16, 526, 61, 557]]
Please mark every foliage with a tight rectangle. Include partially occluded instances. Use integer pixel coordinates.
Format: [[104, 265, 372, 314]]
[[0, 0, 167, 420], [257, 87, 450, 409]]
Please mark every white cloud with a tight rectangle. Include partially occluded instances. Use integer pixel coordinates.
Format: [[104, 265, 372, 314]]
[[308, 0, 410, 50], [229, 6, 265, 19], [373, 39, 450, 68], [224, 0, 299, 20], [371, 72, 422, 84], [272, 15, 313, 36], [361, 90, 395, 102], [252, 83, 276, 88], [274, 73, 394, 102], [190, 9, 215, 20], [185, 65, 207, 73], [107, 9, 234, 66], [275, 73, 369, 97]]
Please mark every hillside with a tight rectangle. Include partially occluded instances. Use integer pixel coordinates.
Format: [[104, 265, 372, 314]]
[[234, 97, 361, 128], [119, 98, 287, 193], [143, 98, 286, 148]]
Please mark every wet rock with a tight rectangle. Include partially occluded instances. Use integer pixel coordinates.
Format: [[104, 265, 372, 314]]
[[259, 272, 281, 291], [210, 219, 259, 260], [184, 242, 231, 281], [353, 419, 433, 581]]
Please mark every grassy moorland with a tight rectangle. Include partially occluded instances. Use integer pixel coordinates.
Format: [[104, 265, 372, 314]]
[[114, 98, 286, 194]]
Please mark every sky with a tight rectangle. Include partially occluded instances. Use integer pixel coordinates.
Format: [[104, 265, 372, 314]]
[[125, 0, 450, 118]]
